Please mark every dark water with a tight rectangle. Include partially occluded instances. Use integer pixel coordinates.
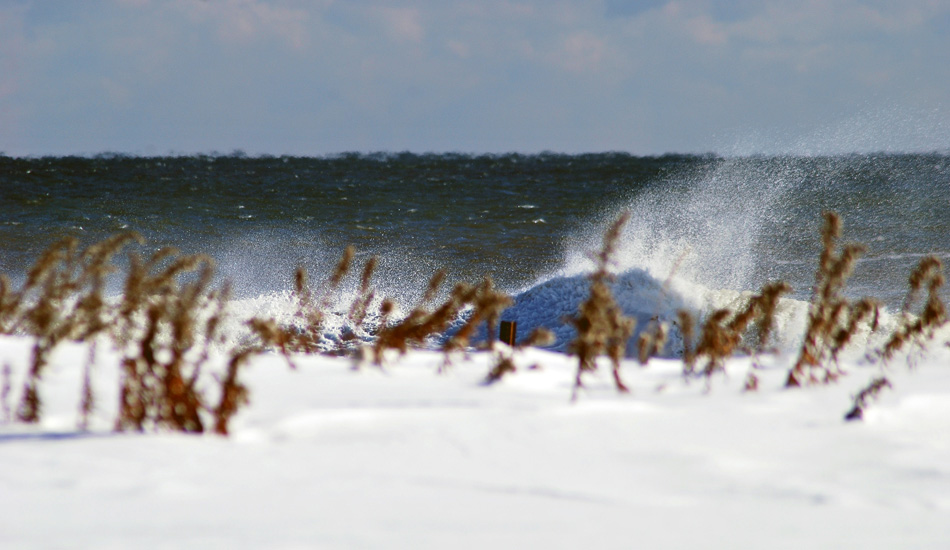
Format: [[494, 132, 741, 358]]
[[2, 152, 949, 310]]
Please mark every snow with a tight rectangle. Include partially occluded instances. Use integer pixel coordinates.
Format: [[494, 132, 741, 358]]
[[2, 337, 950, 549]]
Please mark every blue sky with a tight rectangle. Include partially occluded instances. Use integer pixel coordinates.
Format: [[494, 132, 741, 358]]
[[2, 0, 950, 156]]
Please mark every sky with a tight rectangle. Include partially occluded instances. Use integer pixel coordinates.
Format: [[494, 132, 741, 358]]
[[1, 0, 950, 156]]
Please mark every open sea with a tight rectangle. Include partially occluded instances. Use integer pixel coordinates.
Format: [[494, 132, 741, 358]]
[[2, 152, 949, 352]]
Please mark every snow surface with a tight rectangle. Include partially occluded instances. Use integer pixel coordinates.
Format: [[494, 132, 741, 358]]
[[2, 336, 949, 549]]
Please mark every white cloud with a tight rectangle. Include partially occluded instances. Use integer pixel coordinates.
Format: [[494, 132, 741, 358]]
[[172, 0, 311, 50], [375, 7, 424, 44], [683, 14, 728, 45], [446, 40, 470, 58], [100, 77, 132, 105], [555, 31, 607, 73], [3, 0, 950, 155], [454, 1, 536, 18]]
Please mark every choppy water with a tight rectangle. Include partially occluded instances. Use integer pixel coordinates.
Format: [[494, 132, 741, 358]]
[[2, 152, 949, 351]]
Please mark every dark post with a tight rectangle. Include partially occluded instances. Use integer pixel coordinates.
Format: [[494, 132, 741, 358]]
[[499, 320, 517, 346]]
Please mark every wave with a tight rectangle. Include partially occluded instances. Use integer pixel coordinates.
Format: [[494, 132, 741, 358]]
[[214, 151, 913, 356], [499, 268, 810, 358]]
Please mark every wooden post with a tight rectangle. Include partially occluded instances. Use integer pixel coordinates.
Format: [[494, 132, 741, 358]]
[[500, 320, 517, 346]]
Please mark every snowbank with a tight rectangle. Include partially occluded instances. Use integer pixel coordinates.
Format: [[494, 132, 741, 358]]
[[1, 336, 949, 549]]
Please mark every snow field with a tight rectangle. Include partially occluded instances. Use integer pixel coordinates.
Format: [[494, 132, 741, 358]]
[[1, 337, 949, 549]]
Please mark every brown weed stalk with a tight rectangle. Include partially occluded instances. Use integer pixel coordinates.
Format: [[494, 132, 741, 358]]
[[0, 233, 254, 435], [371, 270, 458, 364], [829, 297, 880, 364], [12, 234, 142, 423], [636, 251, 688, 367], [693, 309, 732, 385], [442, 277, 512, 354], [787, 212, 868, 387], [637, 319, 668, 366], [690, 281, 792, 390], [249, 247, 357, 361], [677, 309, 697, 376], [113, 249, 240, 434], [744, 281, 793, 390], [342, 256, 379, 346], [13, 238, 80, 422], [567, 212, 636, 399], [483, 327, 555, 384], [212, 349, 253, 435], [843, 376, 892, 421], [880, 255, 947, 362], [371, 271, 512, 366]]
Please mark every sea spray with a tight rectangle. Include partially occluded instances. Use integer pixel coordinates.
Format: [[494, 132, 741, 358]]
[[1, 153, 947, 356]]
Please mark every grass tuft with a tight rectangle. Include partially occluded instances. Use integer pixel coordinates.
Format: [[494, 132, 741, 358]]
[[0, 234, 250, 435], [567, 212, 637, 399], [3, 210, 950, 432], [880, 255, 947, 363], [844, 376, 891, 421], [786, 212, 871, 387]]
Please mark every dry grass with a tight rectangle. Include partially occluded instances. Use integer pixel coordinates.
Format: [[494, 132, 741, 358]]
[[11, 234, 141, 423], [483, 327, 555, 384], [370, 270, 457, 363], [442, 277, 512, 355], [674, 281, 793, 391], [881, 255, 947, 362], [843, 376, 891, 421], [212, 349, 253, 435], [786, 212, 872, 387], [567, 212, 637, 399], [113, 251, 223, 433], [0, 235, 249, 435], [370, 274, 512, 367], [2, 210, 949, 431], [677, 309, 697, 376], [242, 246, 519, 371], [248, 247, 377, 367], [637, 319, 668, 366], [637, 251, 689, 367], [344, 255, 379, 345]]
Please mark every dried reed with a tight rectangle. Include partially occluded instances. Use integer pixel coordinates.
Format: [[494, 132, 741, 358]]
[[483, 327, 554, 384], [12, 234, 144, 422], [114, 252, 219, 433], [369, 270, 512, 367], [694, 308, 733, 384], [677, 309, 696, 376], [637, 250, 687, 367], [248, 247, 358, 366], [212, 349, 253, 435], [637, 319, 668, 366], [843, 376, 891, 421], [371, 270, 457, 364], [690, 281, 792, 389], [0, 233, 251, 435], [343, 256, 378, 344], [567, 212, 636, 398], [787, 212, 869, 387], [6, 210, 948, 432], [442, 277, 512, 354], [743, 281, 792, 390], [880, 255, 947, 362]]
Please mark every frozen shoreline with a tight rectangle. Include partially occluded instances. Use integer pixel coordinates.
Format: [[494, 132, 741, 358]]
[[2, 337, 949, 549]]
